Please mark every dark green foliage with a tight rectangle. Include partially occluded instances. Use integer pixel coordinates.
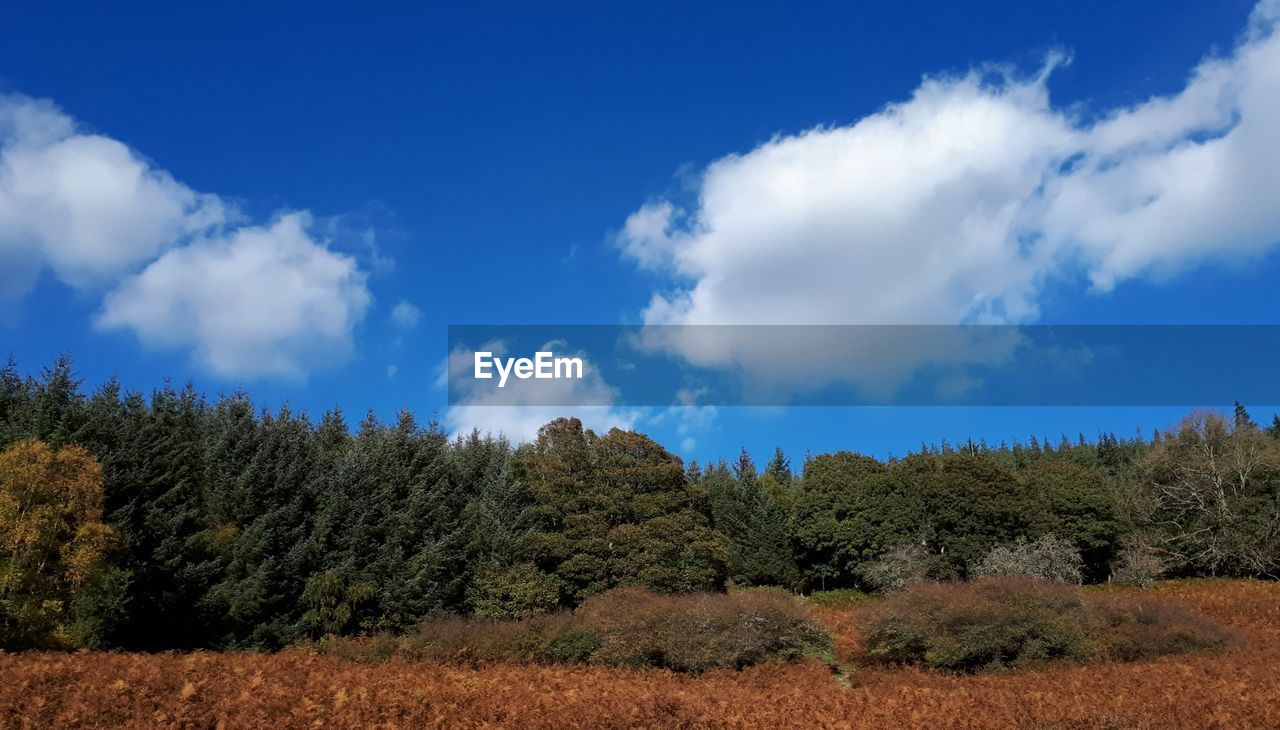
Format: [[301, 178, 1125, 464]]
[[300, 570, 375, 637], [765, 446, 792, 485], [1017, 461, 1125, 582], [804, 588, 874, 607], [908, 453, 1046, 577], [706, 460, 799, 588], [518, 419, 728, 602], [793, 452, 924, 590], [0, 355, 1274, 651], [467, 563, 561, 618]]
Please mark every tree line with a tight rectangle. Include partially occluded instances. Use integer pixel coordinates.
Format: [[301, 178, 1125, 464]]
[[2, 356, 1278, 650]]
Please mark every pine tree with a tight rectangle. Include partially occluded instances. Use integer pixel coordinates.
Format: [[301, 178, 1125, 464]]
[[765, 446, 792, 484], [733, 447, 757, 485], [460, 435, 529, 571], [1234, 401, 1256, 430], [207, 404, 319, 646], [32, 354, 85, 447], [108, 383, 218, 648], [0, 356, 32, 443], [387, 415, 466, 622]]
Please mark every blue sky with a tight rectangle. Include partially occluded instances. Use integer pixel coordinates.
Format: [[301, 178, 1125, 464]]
[[2, 0, 1278, 464]]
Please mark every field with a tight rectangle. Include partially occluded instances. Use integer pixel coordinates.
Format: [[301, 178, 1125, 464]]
[[2, 580, 1278, 729]]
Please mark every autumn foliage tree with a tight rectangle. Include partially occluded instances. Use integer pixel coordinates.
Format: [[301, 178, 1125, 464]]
[[0, 439, 117, 648]]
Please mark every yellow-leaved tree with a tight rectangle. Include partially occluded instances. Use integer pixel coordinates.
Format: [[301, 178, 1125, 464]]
[[0, 439, 117, 648]]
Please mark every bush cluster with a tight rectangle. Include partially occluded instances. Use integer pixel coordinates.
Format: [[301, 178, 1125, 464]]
[[972, 534, 1084, 584], [319, 586, 832, 672], [575, 587, 831, 671], [859, 542, 933, 591], [805, 588, 875, 607], [1110, 537, 1167, 587], [859, 577, 1230, 672]]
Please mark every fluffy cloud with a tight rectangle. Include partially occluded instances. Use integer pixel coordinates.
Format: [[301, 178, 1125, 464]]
[[1040, 2, 1280, 289], [0, 93, 374, 378], [98, 214, 370, 378], [0, 95, 227, 296], [623, 64, 1073, 328], [620, 2, 1280, 347], [390, 299, 422, 329]]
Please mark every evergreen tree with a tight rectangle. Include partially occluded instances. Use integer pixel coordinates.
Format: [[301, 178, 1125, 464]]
[[1234, 401, 1257, 430], [732, 447, 757, 485], [765, 446, 791, 484], [0, 356, 32, 443], [32, 355, 85, 447], [206, 404, 319, 646]]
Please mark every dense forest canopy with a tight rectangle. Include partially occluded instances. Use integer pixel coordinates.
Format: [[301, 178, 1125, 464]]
[[1, 355, 1278, 650]]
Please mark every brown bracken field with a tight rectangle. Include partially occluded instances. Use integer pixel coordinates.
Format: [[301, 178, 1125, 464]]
[[2, 579, 1278, 729]]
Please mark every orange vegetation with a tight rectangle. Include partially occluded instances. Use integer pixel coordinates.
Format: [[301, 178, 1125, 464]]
[[2, 580, 1278, 729]]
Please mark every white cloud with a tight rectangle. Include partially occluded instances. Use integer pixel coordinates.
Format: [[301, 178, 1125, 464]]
[[0, 95, 227, 296], [647, 389, 719, 454], [0, 93, 376, 378], [1040, 1, 1280, 289], [619, 2, 1280, 374], [390, 299, 422, 329], [97, 213, 371, 378], [623, 62, 1073, 328]]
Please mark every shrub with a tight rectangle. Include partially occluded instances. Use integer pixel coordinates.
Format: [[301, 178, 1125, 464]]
[[806, 588, 874, 607], [300, 570, 375, 637], [859, 542, 932, 592], [972, 534, 1083, 584], [858, 577, 1229, 673], [543, 630, 600, 662], [317, 587, 831, 673], [860, 577, 1092, 671], [395, 612, 584, 663], [1110, 538, 1166, 587], [467, 563, 562, 618], [1088, 594, 1231, 661], [575, 587, 832, 672]]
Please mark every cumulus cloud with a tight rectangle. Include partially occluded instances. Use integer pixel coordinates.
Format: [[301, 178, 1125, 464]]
[[0, 95, 227, 297], [0, 93, 374, 377], [97, 214, 371, 378], [390, 299, 422, 329], [442, 340, 640, 442], [619, 2, 1280, 377], [623, 62, 1073, 328], [1040, 2, 1280, 289]]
